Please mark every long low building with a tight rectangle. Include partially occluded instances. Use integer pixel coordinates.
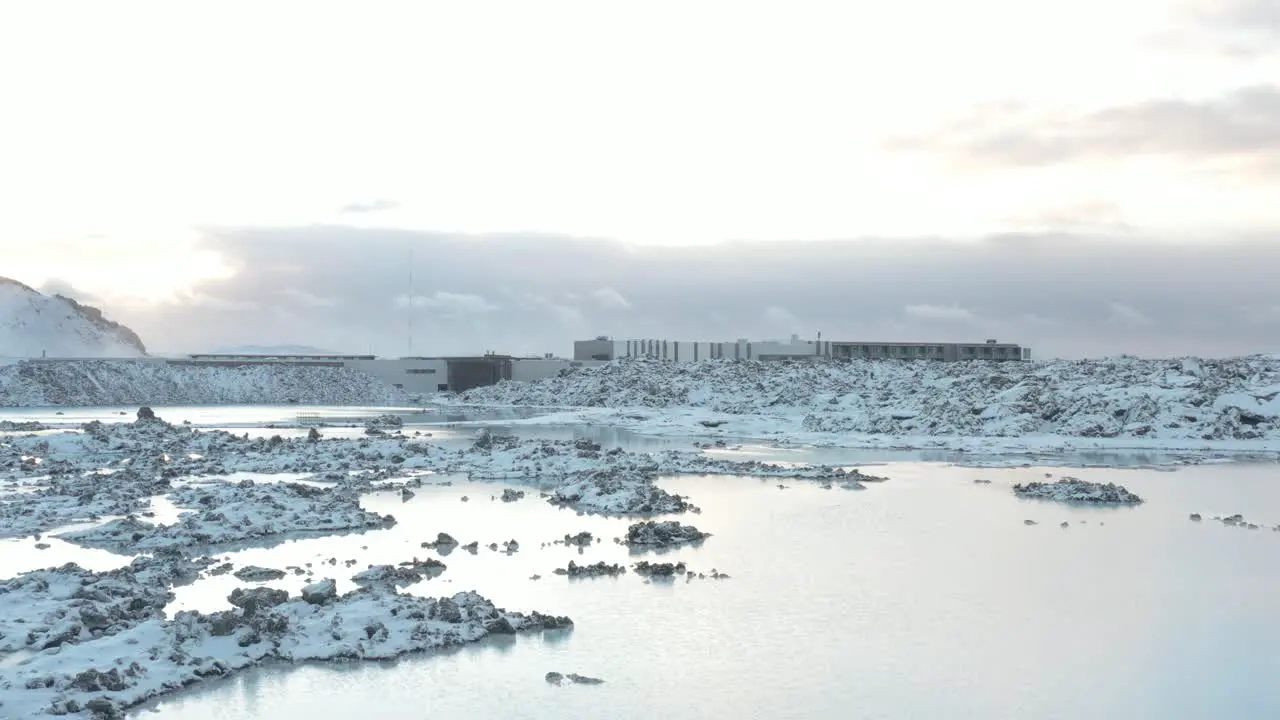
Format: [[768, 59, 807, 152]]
[[180, 354, 603, 394], [575, 335, 1031, 362]]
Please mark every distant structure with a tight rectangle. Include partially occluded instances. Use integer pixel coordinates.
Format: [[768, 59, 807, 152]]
[[574, 335, 1030, 362], [179, 352, 595, 394]]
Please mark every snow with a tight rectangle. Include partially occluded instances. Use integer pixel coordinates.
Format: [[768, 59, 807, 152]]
[[450, 356, 1280, 451], [0, 584, 570, 718], [0, 360, 406, 407], [57, 480, 394, 553], [0, 279, 146, 359], [0, 419, 883, 546], [0, 553, 212, 654]]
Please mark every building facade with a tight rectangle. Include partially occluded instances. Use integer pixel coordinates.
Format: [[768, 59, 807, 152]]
[[574, 335, 1031, 362], [180, 354, 600, 394]]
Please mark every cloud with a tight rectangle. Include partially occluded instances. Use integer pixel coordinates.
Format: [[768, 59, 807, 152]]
[[1107, 301, 1154, 326], [277, 288, 337, 307], [340, 199, 401, 214], [762, 306, 797, 326], [1002, 200, 1132, 233], [892, 86, 1280, 175], [394, 291, 498, 317], [1193, 0, 1280, 38], [590, 287, 632, 310], [108, 225, 1280, 359], [547, 303, 585, 327], [38, 278, 100, 304], [904, 304, 977, 322]]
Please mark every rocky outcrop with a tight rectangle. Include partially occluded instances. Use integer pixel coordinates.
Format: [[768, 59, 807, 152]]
[[1, 587, 572, 719], [454, 355, 1280, 443], [552, 561, 626, 578], [352, 558, 446, 588], [1012, 478, 1144, 505], [0, 553, 213, 653], [233, 566, 287, 582], [632, 561, 687, 578], [623, 521, 709, 548]]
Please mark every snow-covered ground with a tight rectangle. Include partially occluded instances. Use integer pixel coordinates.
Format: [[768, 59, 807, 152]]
[[449, 357, 1280, 453], [4, 351, 1277, 716], [0, 360, 406, 407], [0, 278, 147, 359], [0, 411, 897, 715]]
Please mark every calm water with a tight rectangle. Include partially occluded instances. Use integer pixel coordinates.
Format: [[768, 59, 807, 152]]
[[98, 461, 1280, 720]]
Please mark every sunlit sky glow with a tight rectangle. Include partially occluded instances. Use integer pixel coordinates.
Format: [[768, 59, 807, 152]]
[[0, 0, 1277, 357]]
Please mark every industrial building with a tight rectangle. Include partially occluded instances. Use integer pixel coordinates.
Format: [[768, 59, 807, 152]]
[[169, 333, 1029, 398], [574, 335, 1030, 363], [182, 353, 600, 394]]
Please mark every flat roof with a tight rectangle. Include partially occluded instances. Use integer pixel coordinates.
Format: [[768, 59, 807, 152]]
[[188, 354, 377, 360]]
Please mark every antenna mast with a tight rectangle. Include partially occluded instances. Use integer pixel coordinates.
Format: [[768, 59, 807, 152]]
[[407, 249, 414, 357]]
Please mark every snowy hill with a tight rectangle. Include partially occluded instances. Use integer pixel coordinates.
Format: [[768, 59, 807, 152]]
[[0, 278, 147, 358], [456, 357, 1280, 443], [0, 360, 405, 407], [208, 344, 345, 356]]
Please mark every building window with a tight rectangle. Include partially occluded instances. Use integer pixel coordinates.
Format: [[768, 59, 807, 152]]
[[437, 383, 449, 392], [406, 368, 437, 374]]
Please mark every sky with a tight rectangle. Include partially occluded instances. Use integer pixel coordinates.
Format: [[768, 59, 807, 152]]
[[1, 0, 1278, 359]]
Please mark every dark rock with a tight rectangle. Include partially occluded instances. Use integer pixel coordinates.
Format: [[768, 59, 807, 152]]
[[553, 560, 625, 578], [624, 520, 709, 547], [227, 587, 289, 617], [632, 560, 686, 577], [232, 566, 287, 582], [486, 616, 517, 634]]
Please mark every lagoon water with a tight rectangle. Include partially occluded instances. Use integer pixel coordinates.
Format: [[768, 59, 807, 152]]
[[98, 460, 1280, 720]]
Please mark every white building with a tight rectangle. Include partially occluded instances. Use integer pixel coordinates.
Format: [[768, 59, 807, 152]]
[[574, 335, 1031, 362]]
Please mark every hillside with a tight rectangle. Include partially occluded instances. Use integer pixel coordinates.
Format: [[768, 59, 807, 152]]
[[456, 357, 1280, 442], [0, 278, 147, 358], [0, 359, 405, 407]]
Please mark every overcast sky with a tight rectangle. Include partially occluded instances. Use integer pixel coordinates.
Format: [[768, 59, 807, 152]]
[[2, 0, 1278, 359]]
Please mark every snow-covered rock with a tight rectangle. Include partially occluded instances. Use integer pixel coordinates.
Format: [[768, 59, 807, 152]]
[[552, 561, 626, 578], [0, 359, 406, 407], [623, 520, 709, 548], [1012, 478, 1144, 505], [0, 552, 213, 654], [300, 579, 337, 605], [2, 422, 887, 545], [351, 558, 446, 588], [232, 566, 287, 582], [57, 480, 395, 553], [0, 587, 571, 719], [452, 356, 1280, 442], [0, 277, 147, 359]]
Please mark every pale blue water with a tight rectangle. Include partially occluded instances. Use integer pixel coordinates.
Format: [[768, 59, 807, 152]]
[[118, 461, 1280, 720]]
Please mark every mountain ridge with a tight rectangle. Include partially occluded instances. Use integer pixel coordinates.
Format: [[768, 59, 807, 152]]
[[0, 277, 148, 358]]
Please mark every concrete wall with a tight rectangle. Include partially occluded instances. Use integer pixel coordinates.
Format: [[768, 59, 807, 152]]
[[573, 339, 623, 361], [344, 358, 448, 394], [511, 358, 609, 382]]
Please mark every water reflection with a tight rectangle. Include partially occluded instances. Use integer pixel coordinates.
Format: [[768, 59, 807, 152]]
[[134, 462, 1280, 720]]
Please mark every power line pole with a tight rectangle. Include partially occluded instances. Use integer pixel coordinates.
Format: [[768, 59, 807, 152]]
[[407, 249, 414, 357]]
